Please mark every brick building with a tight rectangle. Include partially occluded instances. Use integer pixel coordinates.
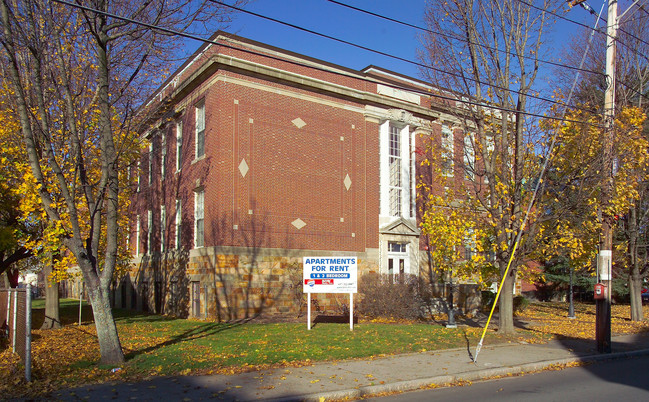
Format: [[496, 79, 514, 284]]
[[120, 32, 477, 319]]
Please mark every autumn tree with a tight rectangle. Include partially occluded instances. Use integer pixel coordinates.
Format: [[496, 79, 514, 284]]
[[0, 0, 244, 364], [0, 83, 38, 287], [418, 147, 494, 288], [537, 107, 647, 311], [552, 13, 649, 321], [419, 0, 562, 333]]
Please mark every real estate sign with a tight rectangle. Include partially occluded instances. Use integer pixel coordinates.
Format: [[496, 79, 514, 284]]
[[302, 257, 358, 294]]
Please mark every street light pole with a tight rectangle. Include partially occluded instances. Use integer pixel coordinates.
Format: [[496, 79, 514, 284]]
[[568, 264, 576, 319], [447, 270, 456, 328]]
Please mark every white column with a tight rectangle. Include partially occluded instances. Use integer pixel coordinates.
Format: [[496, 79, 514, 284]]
[[379, 121, 390, 217], [400, 125, 410, 218]]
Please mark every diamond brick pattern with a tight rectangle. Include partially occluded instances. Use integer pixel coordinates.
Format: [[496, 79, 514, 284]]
[[292, 117, 306, 129], [291, 218, 306, 230], [344, 174, 352, 191], [238, 158, 249, 178]]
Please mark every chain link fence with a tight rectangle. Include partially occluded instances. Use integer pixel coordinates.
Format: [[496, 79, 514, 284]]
[[1, 286, 32, 381]]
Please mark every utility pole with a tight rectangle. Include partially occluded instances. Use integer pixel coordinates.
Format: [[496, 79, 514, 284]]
[[596, 0, 617, 354]]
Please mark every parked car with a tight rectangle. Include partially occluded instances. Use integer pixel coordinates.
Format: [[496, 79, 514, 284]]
[[642, 288, 649, 304]]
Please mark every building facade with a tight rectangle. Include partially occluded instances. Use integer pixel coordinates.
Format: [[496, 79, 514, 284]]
[[121, 32, 476, 319]]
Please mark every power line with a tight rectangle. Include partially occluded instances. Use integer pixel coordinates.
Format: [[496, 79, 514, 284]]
[[617, 26, 649, 48], [619, 77, 649, 103], [329, 0, 649, 103], [517, 0, 649, 64], [517, 0, 605, 32], [325, 0, 604, 77], [209, 0, 599, 114], [640, 1, 649, 16], [49, 0, 604, 127]]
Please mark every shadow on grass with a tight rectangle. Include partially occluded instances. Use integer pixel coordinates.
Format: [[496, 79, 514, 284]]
[[121, 316, 254, 361], [31, 302, 94, 329], [32, 303, 260, 364], [311, 314, 358, 328]]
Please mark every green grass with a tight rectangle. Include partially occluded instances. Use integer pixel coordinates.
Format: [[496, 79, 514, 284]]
[[31, 297, 87, 310], [107, 314, 541, 376], [31, 298, 93, 328], [27, 300, 549, 377]]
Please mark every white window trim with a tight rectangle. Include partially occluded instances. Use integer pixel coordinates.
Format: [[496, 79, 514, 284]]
[[148, 142, 153, 185], [195, 102, 205, 160], [175, 199, 182, 249], [388, 124, 402, 217], [442, 124, 454, 177], [135, 215, 140, 256], [147, 210, 152, 254], [464, 132, 475, 180], [194, 190, 204, 248], [161, 133, 166, 181], [136, 161, 141, 192], [160, 205, 166, 253], [176, 121, 183, 172]]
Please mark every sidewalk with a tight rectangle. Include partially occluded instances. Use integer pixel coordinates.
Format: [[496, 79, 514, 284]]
[[52, 332, 649, 401]]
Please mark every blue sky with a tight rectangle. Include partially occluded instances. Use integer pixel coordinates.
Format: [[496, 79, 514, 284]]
[[210, 0, 603, 83]]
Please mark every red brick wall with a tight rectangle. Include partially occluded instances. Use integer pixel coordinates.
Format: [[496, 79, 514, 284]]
[[134, 65, 380, 254]]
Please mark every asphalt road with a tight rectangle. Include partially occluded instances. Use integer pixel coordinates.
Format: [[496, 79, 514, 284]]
[[368, 354, 649, 401]]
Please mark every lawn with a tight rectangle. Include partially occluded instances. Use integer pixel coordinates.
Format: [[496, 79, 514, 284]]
[[1, 299, 648, 398]]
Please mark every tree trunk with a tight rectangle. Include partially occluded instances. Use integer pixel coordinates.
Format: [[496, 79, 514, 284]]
[[41, 253, 61, 329], [628, 206, 644, 321], [41, 262, 61, 329], [498, 265, 516, 334], [629, 271, 644, 321], [87, 282, 124, 365], [41, 281, 61, 329]]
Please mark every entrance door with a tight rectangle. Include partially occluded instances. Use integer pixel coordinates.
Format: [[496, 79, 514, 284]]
[[191, 282, 201, 318], [387, 242, 408, 276]]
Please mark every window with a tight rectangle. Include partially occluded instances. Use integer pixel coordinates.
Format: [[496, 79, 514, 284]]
[[127, 220, 131, 255], [148, 143, 153, 185], [136, 161, 141, 192], [464, 133, 475, 180], [380, 120, 412, 219], [194, 190, 204, 248], [176, 121, 183, 172], [160, 205, 166, 252], [388, 242, 407, 253], [441, 124, 454, 177], [388, 124, 402, 217], [195, 102, 205, 159], [135, 215, 140, 256], [175, 199, 182, 249], [161, 133, 166, 181], [147, 210, 152, 254]]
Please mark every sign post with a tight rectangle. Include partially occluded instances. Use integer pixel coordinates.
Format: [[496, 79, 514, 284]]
[[303, 257, 358, 330]]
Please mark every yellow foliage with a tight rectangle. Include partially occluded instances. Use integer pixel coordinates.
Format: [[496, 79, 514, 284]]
[[538, 106, 648, 270], [1, 73, 140, 281]]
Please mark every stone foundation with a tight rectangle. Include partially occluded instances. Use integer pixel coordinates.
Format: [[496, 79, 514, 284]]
[[113, 247, 480, 321]]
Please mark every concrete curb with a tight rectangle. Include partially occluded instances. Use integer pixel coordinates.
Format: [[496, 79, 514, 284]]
[[276, 348, 649, 402]]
